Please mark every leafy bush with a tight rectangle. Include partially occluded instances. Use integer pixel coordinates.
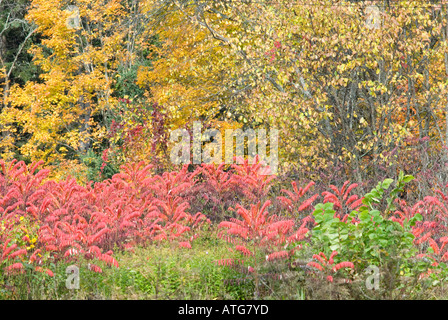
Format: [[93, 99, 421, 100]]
[[310, 172, 432, 299]]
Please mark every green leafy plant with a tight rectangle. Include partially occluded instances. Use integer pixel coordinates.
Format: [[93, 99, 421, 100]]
[[311, 172, 431, 299]]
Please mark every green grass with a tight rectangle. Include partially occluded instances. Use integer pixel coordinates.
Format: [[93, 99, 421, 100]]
[[4, 226, 444, 300], [0, 235, 261, 300]]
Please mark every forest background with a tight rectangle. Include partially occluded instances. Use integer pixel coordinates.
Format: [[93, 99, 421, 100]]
[[1, 0, 447, 194]]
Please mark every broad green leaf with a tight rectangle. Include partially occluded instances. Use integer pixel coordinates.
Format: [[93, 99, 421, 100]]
[[403, 175, 414, 183], [381, 178, 394, 189]]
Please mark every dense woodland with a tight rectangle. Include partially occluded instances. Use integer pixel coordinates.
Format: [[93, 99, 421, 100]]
[[2, 0, 448, 300]]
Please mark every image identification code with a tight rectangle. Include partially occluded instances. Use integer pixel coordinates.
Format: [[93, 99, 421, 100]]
[[178, 304, 268, 317]]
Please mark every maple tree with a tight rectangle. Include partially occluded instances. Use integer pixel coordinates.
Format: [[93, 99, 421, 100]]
[[133, 0, 448, 184], [0, 0, 158, 176], [0, 0, 446, 186]]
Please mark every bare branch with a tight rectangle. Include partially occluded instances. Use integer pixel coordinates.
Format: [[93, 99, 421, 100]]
[[6, 25, 37, 79]]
